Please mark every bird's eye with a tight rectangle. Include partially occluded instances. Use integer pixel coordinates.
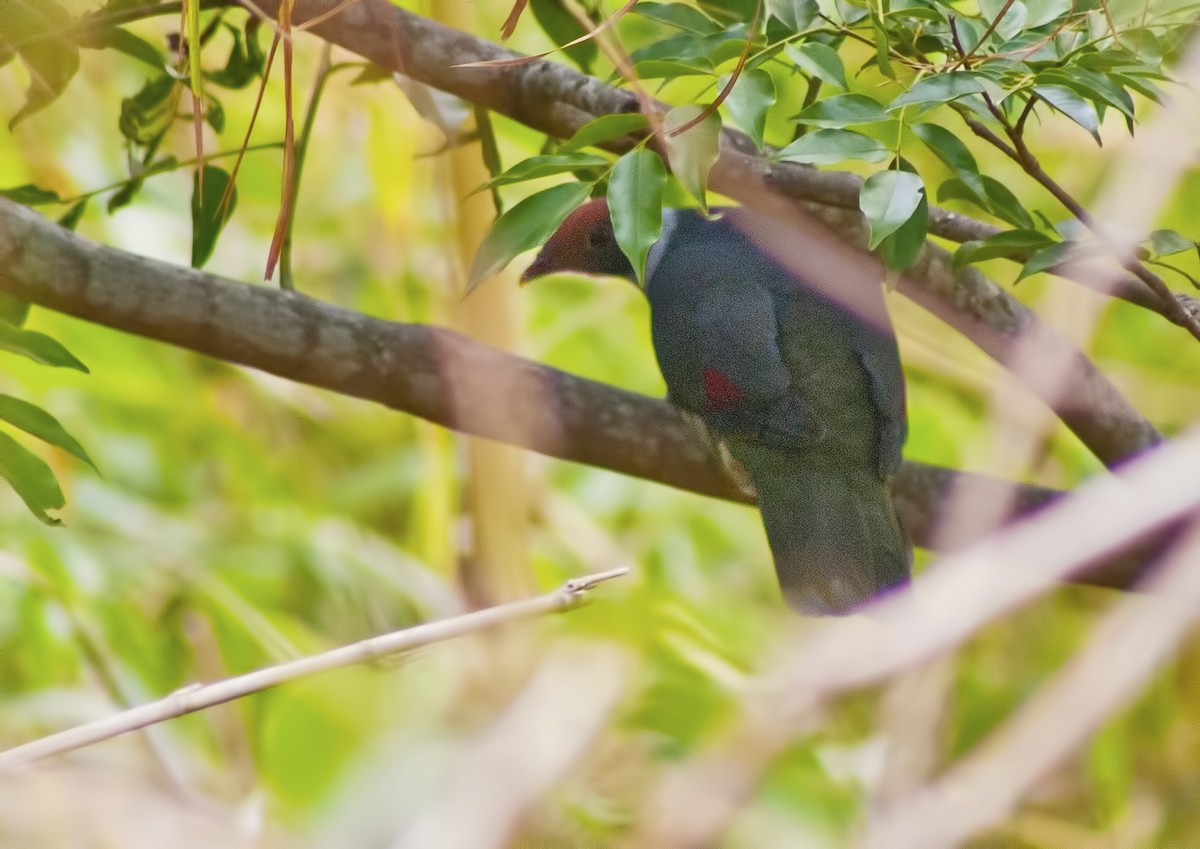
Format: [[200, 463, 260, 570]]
[[587, 224, 609, 248]]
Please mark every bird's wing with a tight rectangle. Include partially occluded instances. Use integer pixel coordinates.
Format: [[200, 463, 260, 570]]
[[649, 248, 831, 445], [647, 249, 780, 389], [847, 314, 907, 479]]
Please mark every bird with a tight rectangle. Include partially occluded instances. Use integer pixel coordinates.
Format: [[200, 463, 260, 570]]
[[522, 196, 910, 615]]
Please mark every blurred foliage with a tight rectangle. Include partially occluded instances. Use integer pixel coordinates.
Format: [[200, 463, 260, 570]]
[[1, 0, 1200, 847]]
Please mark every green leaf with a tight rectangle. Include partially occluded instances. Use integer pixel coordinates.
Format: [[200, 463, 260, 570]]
[[634, 59, 714, 79], [466, 181, 593, 293], [636, 2, 719, 34], [775, 128, 889, 164], [913, 123, 988, 205], [0, 395, 95, 470], [793, 94, 887, 128], [825, 0, 868, 25], [109, 153, 180, 213], [531, 0, 597, 72], [205, 23, 262, 89], [888, 71, 999, 111], [205, 96, 226, 133], [1035, 85, 1099, 140], [722, 68, 775, 148], [871, 14, 895, 80], [57, 199, 88, 231], [350, 63, 393, 86], [1150, 229, 1195, 257], [119, 74, 182, 146], [785, 42, 848, 90], [860, 170, 925, 250], [1024, 0, 1072, 28], [948, 14, 984, 53], [710, 26, 758, 67], [938, 174, 1033, 230], [77, 25, 164, 69], [482, 154, 609, 190], [0, 0, 80, 128], [0, 325, 88, 372], [244, 17, 265, 73], [1037, 68, 1135, 122], [982, 175, 1035, 230], [609, 149, 666, 286], [1112, 72, 1162, 105], [699, 0, 758, 23], [880, 189, 928, 271], [953, 229, 1054, 271], [0, 429, 64, 525], [936, 177, 989, 211], [767, 0, 818, 32], [558, 113, 648, 154], [664, 105, 721, 212], [0, 184, 62, 205], [1017, 241, 1075, 281], [107, 177, 144, 213], [977, 0, 1028, 40], [0, 295, 30, 327], [191, 166, 237, 268], [631, 31, 714, 70]]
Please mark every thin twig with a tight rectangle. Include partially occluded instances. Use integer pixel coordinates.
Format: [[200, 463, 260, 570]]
[[953, 106, 1021, 160], [949, 22, 1200, 342], [956, 0, 1017, 67], [0, 568, 628, 771], [1012, 93, 1038, 138], [279, 41, 336, 288], [1006, 126, 1200, 340], [665, 0, 762, 138]]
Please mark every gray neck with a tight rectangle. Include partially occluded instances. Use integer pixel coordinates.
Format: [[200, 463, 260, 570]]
[[644, 208, 683, 283]]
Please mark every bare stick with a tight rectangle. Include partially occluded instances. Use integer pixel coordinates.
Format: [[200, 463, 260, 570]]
[[869, 519, 1200, 849], [392, 644, 627, 849], [631, 429, 1200, 847], [0, 568, 628, 771]]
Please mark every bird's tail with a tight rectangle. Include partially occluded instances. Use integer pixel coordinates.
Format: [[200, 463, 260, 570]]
[[731, 444, 911, 616]]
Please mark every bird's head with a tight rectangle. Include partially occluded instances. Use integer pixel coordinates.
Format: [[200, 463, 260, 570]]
[[521, 197, 635, 284]]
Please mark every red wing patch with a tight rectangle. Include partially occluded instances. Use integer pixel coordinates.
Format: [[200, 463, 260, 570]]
[[703, 368, 745, 412]]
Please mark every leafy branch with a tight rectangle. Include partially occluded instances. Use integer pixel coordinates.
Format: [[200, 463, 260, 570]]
[[945, 14, 1200, 340]]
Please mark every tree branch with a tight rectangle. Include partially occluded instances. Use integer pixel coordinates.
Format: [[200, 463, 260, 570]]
[[232, 0, 1160, 469], [0, 198, 1167, 590], [233, 0, 1199, 331], [66, 0, 1200, 327]]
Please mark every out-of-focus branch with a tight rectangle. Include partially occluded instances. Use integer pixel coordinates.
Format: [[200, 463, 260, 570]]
[[0, 569, 628, 771], [869, 519, 1200, 849], [0, 197, 1169, 588], [632, 428, 1200, 848], [235, 0, 1160, 468], [392, 644, 627, 849]]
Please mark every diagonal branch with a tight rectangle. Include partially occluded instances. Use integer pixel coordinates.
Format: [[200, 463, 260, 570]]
[[235, 0, 1160, 469], [0, 198, 1167, 590], [65, 0, 1200, 326]]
